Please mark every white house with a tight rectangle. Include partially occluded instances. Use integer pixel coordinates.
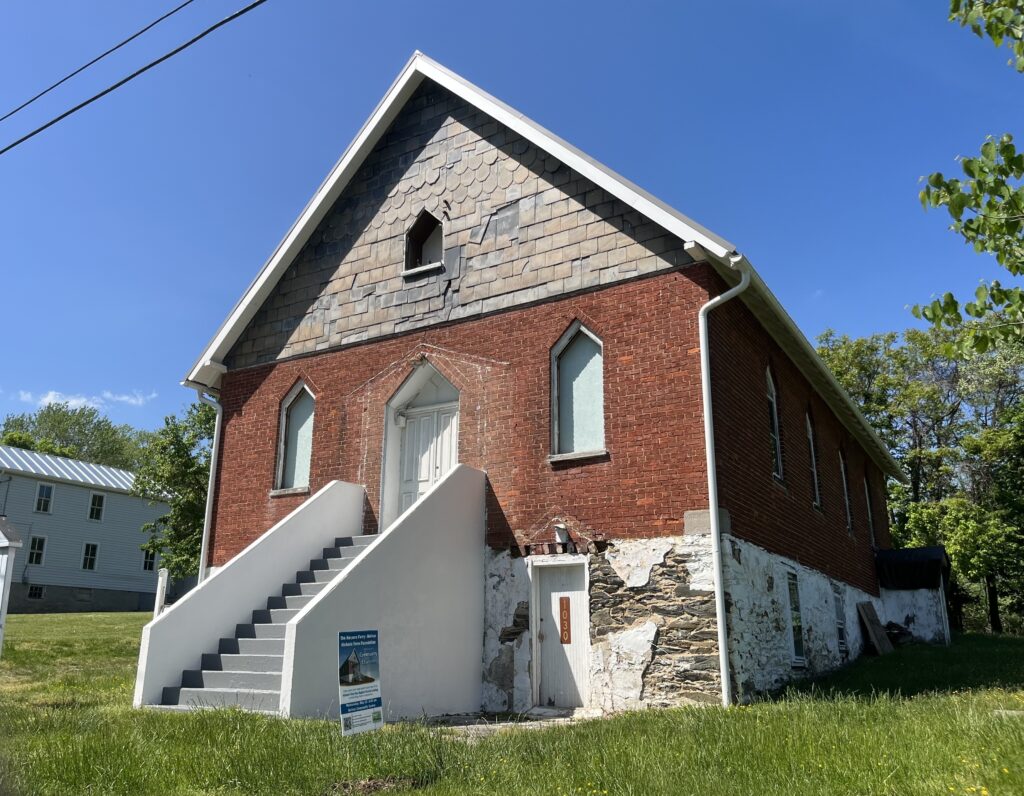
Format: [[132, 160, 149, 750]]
[[0, 445, 167, 613]]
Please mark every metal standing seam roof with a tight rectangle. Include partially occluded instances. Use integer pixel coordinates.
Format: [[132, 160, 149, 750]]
[[0, 445, 135, 493]]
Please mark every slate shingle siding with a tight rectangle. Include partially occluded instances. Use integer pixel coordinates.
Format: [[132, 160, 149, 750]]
[[226, 80, 692, 369]]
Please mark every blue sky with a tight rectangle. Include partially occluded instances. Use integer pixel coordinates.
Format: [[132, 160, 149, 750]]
[[1, 1, 1021, 431]]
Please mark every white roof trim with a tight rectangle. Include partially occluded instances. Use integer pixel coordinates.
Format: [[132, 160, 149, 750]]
[[184, 52, 901, 478]]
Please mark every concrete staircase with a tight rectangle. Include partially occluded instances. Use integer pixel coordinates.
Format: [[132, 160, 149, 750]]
[[157, 534, 373, 713]]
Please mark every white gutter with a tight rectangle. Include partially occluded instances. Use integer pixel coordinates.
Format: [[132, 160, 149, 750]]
[[696, 249, 751, 707], [190, 384, 224, 584]]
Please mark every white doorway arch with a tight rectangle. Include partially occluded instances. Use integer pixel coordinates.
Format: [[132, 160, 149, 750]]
[[381, 362, 460, 528]]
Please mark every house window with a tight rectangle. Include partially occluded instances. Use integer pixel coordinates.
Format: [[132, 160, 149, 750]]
[[767, 368, 783, 480], [276, 383, 315, 490], [404, 209, 443, 273], [27, 585, 45, 600], [833, 583, 848, 653], [82, 543, 98, 571], [839, 451, 853, 535], [787, 571, 805, 665], [864, 477, 876, 547], [28, 536, 46, 566], [88, 493, 105, 521], [35, 483, 53, 513], [143, 549, 156, 572], [806, 413, 821, 508], [551, 322, 605, 456]]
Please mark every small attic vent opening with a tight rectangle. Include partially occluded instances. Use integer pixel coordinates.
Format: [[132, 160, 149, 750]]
[[405, 210, 444, 275]]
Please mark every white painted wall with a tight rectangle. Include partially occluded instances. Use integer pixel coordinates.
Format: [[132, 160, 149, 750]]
[[133, 479, 365, 707], [0, 545, 18, 658], [881, 586, 950, 644], [482, 549, 532, 712], [722, 533, 949, 700], [282, 464, 485, 719], [3, 473, 165, 594]]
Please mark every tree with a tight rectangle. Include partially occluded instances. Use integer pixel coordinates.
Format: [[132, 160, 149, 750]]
[[818, 323, 1024, 632], [132, 403, 216, 580], [917, 2, 1024, 351], [1, 403, 151, 470]]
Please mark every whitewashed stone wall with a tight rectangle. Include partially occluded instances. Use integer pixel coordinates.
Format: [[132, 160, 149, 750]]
[[880, 586, 950, 645], [481, 530, 720, 715], [481, 549, 532, 712], [721, 533, 949, 700]]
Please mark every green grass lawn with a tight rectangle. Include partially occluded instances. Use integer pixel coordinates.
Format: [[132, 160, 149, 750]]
[[1, 612, 1023, 795]]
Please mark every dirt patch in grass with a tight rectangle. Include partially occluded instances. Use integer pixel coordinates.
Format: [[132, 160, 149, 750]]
[[323, 778, 416, 794]]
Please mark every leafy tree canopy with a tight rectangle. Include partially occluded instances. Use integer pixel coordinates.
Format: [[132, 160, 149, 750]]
[[132, 403, 216, 580], [917, 2, 1024, 352], [1, 403, 152, 470]]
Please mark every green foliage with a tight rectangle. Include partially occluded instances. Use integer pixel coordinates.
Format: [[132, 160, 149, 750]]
[[0, 403, 151, 470], [0, 430, 38, 451], [917, 2, 1024, 351], [818, 324, 1024, 631], [3, 613, 1024, 795], [950, 0, 1024, 71], [132, 403, 216, 579]]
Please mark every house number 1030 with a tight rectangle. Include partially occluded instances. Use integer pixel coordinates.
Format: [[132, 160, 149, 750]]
[[559, 596, 571, 644]]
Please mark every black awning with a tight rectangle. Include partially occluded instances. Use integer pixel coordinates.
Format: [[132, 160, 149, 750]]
[[875, 546, 950, 590]]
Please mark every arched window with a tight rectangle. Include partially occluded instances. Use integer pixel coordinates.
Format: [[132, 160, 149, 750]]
[[863, 476, 876, 546], [405, 209, 443, 273], [276, 383, 315, 490], [551, 322, 604, 455], [806, 412, 821, 508], [839, 450, 853, 536], [767, 367, 783, 479]]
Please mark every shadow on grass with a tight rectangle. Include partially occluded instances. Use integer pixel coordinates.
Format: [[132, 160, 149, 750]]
[[788, 633, 1024, 699]]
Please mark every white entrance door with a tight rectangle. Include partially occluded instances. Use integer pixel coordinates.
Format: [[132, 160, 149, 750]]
[[398, 403, 458, 513], [537, 564, 589, 708]]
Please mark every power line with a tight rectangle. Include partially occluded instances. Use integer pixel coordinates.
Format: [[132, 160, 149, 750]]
[[0, 0, 270, 159], [0, 0, 199, 125]]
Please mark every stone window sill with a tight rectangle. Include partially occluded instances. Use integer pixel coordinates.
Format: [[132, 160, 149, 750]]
[[269, 486, 310, 498], [402, 261, 444, 278], [548, 449, 609, 465]]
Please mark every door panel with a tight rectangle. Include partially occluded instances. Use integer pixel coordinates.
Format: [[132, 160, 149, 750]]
[[537, 565, 588, 708], [398, 403, 459, 513]]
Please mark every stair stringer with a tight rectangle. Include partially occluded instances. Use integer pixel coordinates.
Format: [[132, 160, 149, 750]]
[[133, 479, 366, 709], [279, 464, 486, 719]]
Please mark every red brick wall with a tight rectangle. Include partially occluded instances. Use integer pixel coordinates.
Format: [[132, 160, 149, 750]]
[[209, 268, 717, 564], [708, 285, 891, 595]]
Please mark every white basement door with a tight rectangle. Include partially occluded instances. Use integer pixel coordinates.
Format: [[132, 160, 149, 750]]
[[537, 564, 588, 708], [398, 403, 458, 514]]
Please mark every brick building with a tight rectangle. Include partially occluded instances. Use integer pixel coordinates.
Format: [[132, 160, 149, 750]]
[[135, 54, 949, 718]]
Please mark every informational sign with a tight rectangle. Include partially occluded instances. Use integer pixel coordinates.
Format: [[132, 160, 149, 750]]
[[338, 630, 383, 736]]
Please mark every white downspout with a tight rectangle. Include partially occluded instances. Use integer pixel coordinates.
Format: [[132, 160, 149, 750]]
[[193, 387, 223, 584], [697, 251, 751, 707]]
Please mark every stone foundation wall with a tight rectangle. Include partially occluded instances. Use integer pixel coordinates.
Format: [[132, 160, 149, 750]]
[[722, 533, 949, 701], [481, 529, 721, 715], [589, 534, 720, 710], [8, 582, 154, 614]]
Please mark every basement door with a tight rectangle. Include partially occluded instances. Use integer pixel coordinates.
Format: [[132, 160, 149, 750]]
[[537, 564, 589, 708], [398, 403, 459, 513]]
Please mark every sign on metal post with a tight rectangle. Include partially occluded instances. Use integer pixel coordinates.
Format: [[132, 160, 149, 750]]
[[338, 630, 384, 735]]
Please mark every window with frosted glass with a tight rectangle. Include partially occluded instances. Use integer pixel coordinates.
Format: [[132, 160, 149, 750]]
[[279, 388, 315, 489], [554, 328, 604, 454]]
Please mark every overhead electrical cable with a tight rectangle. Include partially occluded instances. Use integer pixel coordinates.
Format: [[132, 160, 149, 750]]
[[0, 0, 270, 158], [0, 0, 199, 125]]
